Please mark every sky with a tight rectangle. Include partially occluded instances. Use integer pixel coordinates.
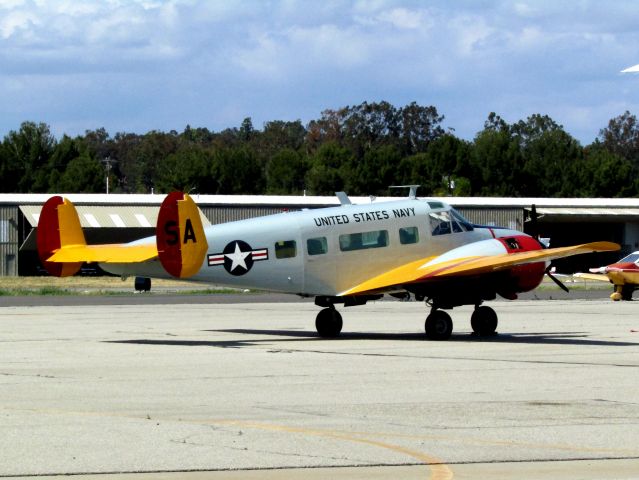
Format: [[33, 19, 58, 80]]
[[1, 0, 638, 144]]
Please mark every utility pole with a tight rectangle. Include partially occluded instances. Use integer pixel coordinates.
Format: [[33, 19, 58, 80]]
[[102, 156, 115, 194]]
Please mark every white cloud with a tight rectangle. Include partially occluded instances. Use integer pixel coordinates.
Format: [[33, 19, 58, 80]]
[[0, 0, 638, 143]]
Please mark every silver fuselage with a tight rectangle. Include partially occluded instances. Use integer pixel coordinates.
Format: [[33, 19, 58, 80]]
[[103, 198, 520, 296]]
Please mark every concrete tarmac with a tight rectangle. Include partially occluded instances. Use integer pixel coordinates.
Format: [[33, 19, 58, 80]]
[[1, 299, 638, 479]]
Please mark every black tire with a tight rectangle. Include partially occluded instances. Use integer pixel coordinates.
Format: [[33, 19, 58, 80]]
[[471, 306, 498, 336], [425, 310, 453, 340], [621, 285, 634, 301], [315, 308, 343, 337]]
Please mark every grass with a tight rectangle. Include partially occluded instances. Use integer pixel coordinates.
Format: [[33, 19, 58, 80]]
[[0, 274, 609, 297], [0, 276, 255, 297]]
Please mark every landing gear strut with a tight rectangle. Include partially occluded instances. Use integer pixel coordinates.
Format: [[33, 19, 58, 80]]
[[425, 309, 453, 340], [470, 305, 498, 336], [611, 285, 634, 301], [315, 307, 343, 337]]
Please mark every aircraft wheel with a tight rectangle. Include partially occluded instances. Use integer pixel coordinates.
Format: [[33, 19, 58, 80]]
[[316, 308, 343, 338], [621, 285, 634, 301], [471, 306, 498, 336], [425, 310, 453, 340]]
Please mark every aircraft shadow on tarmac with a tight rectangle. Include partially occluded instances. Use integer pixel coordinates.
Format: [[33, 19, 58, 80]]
[[105, 329, 639, 348]]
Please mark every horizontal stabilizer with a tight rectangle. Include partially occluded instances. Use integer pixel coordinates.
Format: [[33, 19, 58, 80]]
[[47, 243, 158, 263]]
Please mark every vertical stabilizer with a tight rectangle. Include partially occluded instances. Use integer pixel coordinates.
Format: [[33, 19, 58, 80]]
[[36, 196, 85, 277], [156, 192, 208, 278]]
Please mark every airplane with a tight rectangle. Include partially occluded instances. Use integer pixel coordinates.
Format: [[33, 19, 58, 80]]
[[574, 252, 639, 301], [36, 190, 620, 340]]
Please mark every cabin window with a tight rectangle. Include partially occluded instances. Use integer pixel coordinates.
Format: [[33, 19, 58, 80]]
[[339, 230, 388, 251], [307, 237, 328, 255], [429, 211, 452, 236], [275, 240, 297, 259], [399, 226, 419, 244]]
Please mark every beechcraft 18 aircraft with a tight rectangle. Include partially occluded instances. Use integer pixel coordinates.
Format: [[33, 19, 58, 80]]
[[37, 189, 619, 340]]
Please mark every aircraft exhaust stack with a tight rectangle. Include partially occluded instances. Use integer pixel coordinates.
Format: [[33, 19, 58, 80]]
[[156, 191, 208, 278], [36, 196, 85, 277]]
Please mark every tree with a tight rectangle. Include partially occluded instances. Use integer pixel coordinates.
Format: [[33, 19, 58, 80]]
[[304, 142, 352, 195], [599, 111, 639, 167], [265, 148, 307, 194], [210, 146, 264, 194], [471, 126, 522, 196], [579, 141, 637, 197], [2, 121, 56, 192], [155, 145, 214, 193], [56, 154, 104, 192]]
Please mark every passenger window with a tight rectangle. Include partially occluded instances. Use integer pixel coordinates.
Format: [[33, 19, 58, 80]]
[[399, 226, 419, 244], [275, 240, 297, 259], [307, 237, 328, 255], [429, 211, 452, 236], [339, 230, 388, 251]]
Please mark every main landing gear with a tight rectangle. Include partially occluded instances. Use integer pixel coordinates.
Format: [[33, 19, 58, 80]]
[[425, 304, 498, 340], [315, 307, 343, 338]]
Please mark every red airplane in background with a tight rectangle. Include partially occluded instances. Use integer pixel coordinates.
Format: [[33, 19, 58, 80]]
[[575, 252, 639, 301]]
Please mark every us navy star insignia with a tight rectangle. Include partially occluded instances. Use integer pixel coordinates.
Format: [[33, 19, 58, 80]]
[[207, 240, 269, 276]]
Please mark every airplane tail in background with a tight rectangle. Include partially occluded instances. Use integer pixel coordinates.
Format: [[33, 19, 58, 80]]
[[37, 196, 85, 277], [156, 191, 208, 278]]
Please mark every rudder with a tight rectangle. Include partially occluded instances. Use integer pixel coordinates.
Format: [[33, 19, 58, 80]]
[[36, 196, 85, 277], [156, 192, 208, 278]]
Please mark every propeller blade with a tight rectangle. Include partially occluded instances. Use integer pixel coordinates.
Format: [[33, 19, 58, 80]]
[[546, 266, 569, 293]]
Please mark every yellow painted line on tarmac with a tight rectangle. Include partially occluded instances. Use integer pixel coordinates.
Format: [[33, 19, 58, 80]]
[[212, 420, 454, 480]]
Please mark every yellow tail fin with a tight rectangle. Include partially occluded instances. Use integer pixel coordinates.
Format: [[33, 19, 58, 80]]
[[156, 192, 208, 278], [36, 196, 85, 277]]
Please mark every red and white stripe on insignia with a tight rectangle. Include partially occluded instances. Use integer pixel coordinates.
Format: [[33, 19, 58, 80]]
[[207, 254, 225, 266], [252, 248, 268, 261]]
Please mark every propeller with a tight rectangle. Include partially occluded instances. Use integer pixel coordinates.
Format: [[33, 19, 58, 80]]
[[528, 204, 539, 241], [529, 204, 569, 292], [545, 265, 570, 293]]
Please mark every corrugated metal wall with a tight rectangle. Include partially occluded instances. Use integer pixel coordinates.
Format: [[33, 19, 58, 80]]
[[455, 207, 524, 231], [0, 206, 19, 276], [201, 206, 301, 225]]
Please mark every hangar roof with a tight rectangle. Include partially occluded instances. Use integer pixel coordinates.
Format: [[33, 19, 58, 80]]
[[3, 193, 639, 209]]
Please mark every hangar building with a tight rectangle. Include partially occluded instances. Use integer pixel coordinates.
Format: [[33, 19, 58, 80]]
[[1, 193, 636, 276]]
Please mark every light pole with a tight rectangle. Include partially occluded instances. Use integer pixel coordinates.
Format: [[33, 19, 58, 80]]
[[102, 156, 115, 194]]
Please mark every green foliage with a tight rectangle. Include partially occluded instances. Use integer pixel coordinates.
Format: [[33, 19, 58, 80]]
[[211, 146, 263, 194], [56, 154, 104, 192], [266, 149, 307, 194], [1, 103, 639, 197]]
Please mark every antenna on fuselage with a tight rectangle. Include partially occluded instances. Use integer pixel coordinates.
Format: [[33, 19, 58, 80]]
[[390, 185, 420, 199], [335, 191, 352, 206]]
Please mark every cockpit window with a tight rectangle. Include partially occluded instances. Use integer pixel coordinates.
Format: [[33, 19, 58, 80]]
[[429, 211, 452, 235], [451, 208, 474, 231], [619, 253, 639, 264]]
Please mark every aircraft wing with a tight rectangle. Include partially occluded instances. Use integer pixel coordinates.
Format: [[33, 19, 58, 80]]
[[341, 241, 619, 296], [573, 272, 611, 282]]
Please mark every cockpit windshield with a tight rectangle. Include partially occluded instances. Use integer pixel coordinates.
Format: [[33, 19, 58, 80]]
[[450, 208, 474, 231], [619, 252, 639, 264]]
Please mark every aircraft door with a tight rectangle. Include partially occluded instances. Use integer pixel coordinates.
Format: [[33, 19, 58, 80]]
[[302, 234, 337, 295]]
